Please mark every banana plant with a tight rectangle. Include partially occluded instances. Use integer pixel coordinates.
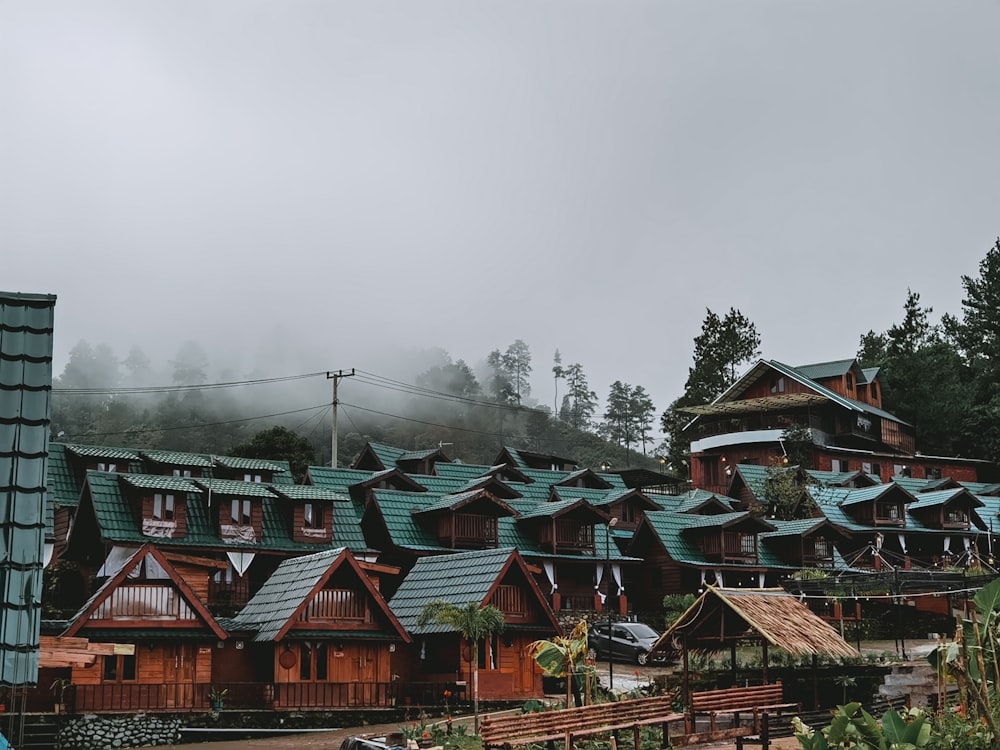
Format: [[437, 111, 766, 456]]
[[926, 576, 1000, 744], [529, 619, 595, 707], [793, 703, 930, 750]]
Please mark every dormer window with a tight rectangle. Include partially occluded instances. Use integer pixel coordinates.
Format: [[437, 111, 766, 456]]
[[142, 492, 180, 538], [244, 473, 263, 483], [153, 493, 175, 521], [97, 462, 117, 472], [876, 501, 901, 522], [945, 509, 969, 526], [231, 499, 252, 525], [301, 502, 328, 540], [846, 372, 854, 391], [172, 469, 192, 478]]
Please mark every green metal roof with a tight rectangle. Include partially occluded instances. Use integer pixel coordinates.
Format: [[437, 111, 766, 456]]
[[121, 474, 203, 493], [269, 485, 350, 502], [65, 443, 141, 461], [388, 547, 517, 633], [194, 478, 277, 497], [214, 456, 288, 472], [794, 359, 858, 381], [84, 470, 371, 553], [46, 442, 81, 507], [769, 360, 910, 426], [366, 442, 406, 469], [233, 547, 349, 640], [0, 291, 55, 685], [139, 449, 213, 468]]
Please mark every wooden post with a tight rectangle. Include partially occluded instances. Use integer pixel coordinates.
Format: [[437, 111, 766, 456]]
[[812, 654, 819, 710], [762, 641, 769, 684]]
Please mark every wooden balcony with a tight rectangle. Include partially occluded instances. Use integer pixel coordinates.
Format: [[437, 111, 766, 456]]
[[442, 513, 498, 549], [701, 531, 757, 563], [537, 519, 595, 554]]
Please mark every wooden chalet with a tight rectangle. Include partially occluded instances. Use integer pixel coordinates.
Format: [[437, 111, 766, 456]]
[[388, 547, 559, 701], [232, 547, 410, 709], [680, 358, 989, 493], [61, 545, 228, 713], [810, 483, 990, 570], [625, 510, 780, 611], [61, 465, 373, 616]]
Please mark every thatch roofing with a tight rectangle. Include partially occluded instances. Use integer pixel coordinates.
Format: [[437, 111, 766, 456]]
[[654, 586, 858, 659]]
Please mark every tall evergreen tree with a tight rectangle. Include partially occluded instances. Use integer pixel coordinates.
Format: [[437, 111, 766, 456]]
[[660, 308, 761, 477], [858, 289, 973, 458], [560, 363, 598, 430], [552, 350, 564, 415]]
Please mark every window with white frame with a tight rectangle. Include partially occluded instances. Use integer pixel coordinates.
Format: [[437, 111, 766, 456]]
[[231, 499, 252, 525], [153, 493, 175, 521]]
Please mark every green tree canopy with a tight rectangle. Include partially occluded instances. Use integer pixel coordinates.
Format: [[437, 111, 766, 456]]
[[229, 426, 318, 483]]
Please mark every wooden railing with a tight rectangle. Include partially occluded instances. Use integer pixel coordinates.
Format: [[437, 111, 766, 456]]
[[303, 589, 367, 621], [93, 585, 193, 620], [69, 680, 465, 713], [452, 513, 498, 547], [491, 584, 527, 617]]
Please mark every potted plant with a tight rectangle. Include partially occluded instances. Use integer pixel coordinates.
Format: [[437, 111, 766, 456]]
[[208, 686, 228, 712], [50, 678, 71, 714]]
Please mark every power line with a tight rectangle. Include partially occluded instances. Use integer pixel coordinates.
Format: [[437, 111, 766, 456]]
[[340, 401, 524, 440], [54, 371, 327, 395], [66, 404, 331, 439]]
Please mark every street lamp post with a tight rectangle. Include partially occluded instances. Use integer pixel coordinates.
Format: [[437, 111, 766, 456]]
[[606, 517, 618, 691]]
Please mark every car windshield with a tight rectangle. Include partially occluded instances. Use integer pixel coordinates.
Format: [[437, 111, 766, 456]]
[[626, 623, 660, 640]]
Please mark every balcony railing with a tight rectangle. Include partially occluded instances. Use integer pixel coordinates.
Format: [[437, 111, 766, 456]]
[[68, 680, 466, 713]]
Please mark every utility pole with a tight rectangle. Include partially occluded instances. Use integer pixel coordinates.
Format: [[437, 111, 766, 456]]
[[327, 369, 355, 467]]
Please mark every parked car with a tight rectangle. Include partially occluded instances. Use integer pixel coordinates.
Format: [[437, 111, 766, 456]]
[[587, 621, 667, 665]]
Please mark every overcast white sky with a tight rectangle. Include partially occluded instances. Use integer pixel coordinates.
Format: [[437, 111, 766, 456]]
[[4, 1, 1000, 429]]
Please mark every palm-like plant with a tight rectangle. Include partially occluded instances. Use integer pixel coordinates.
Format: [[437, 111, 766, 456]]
[[417, 600, 505, 733]]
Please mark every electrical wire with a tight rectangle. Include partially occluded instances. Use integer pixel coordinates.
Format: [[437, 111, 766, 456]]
[[65, 404, 331, 439], [54, 371, 327, 395]]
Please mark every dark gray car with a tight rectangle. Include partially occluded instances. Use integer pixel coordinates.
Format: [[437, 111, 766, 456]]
[[587, 621, 665, 665]]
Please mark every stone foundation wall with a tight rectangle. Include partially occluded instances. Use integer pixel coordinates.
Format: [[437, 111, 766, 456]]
[[58, 713, 182, 749]]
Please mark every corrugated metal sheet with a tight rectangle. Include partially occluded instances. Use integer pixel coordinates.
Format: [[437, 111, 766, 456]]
[[0, 291, 55, 685]]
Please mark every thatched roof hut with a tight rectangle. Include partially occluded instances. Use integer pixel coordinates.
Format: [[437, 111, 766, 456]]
[[653, 586, 859, 704]]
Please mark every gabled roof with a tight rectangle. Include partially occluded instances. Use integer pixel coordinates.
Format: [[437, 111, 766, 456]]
[[679, 511, 777, 533], [452, 476, 524, 499], [388, 547, 557, 634], [352, 442, 451, 472], [908, 487, 984, 511], [795, 359, 865, 382], [812, 482, 914, 509], [63, 544, 227, 640], [805, 468, 882, 488], [634, 511, 775, 570], [233, 547, 409, 642], [680, 358, 910, 427], [657, 489, 736, 514], [759, 517, 851, 541], [79, 471, 371, 553], [493, 446, 578, 472], [515, 496, 605, 522], [409, 489, 517, 518], [655, 587, 858, 658], [555, 469, 614, 490]]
